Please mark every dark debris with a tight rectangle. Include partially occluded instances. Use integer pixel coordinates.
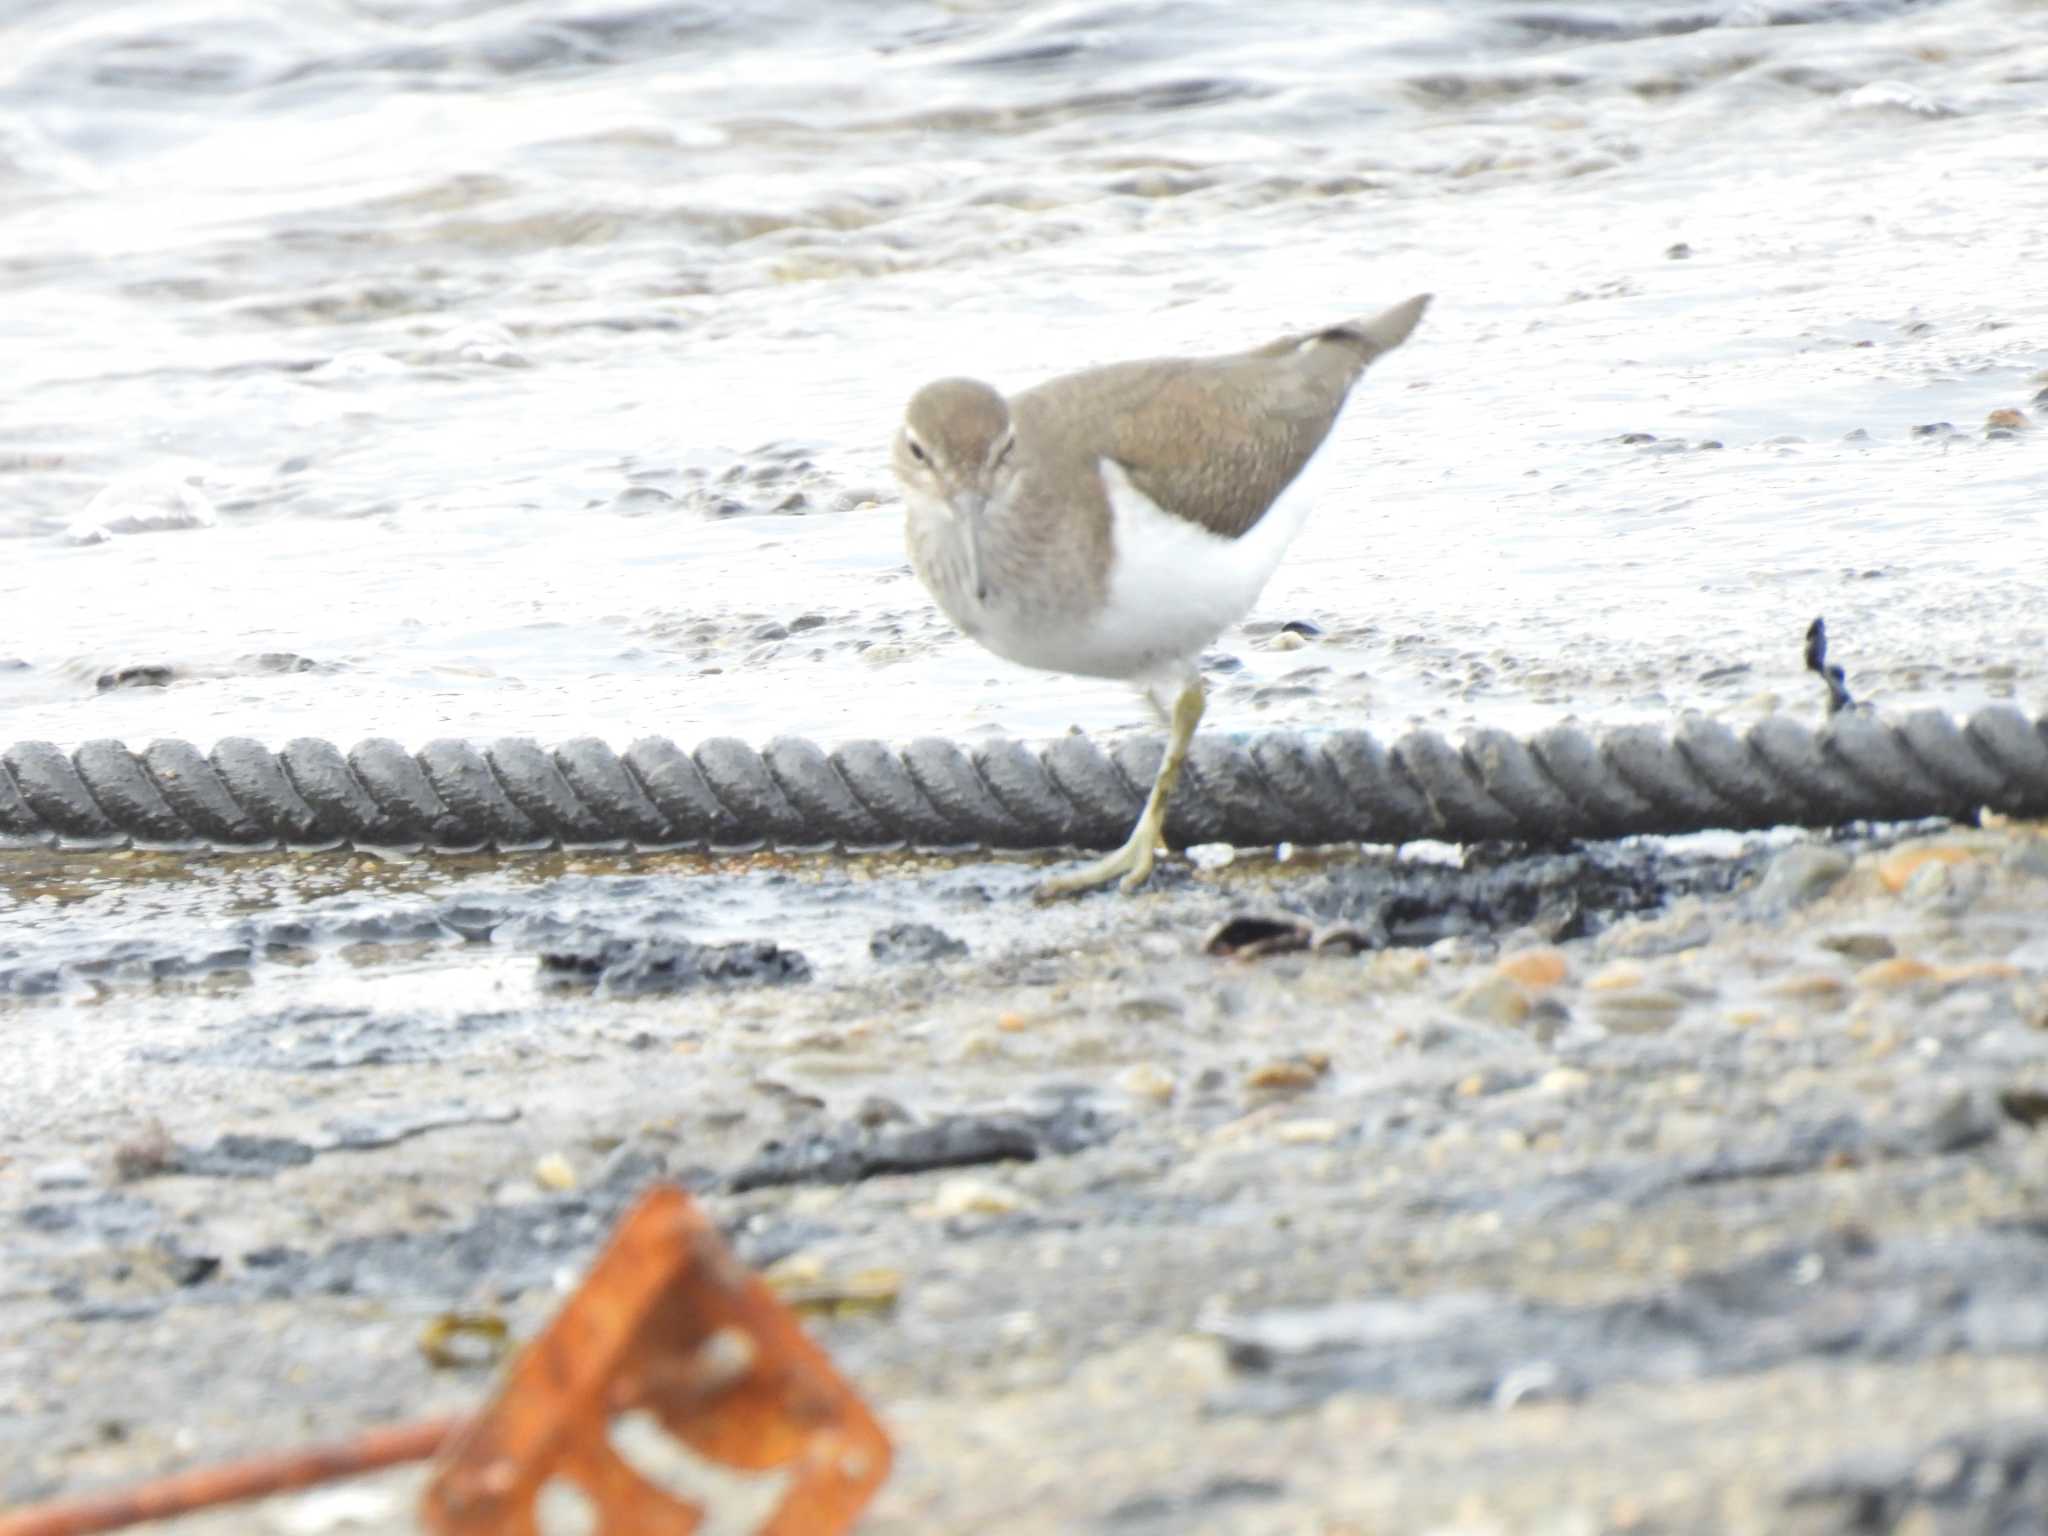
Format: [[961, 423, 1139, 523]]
[[1787, 1422, 2048, 1536], [730, 1096, 1117, 1192], [1205, 1225, 2048, 1418], [868, 921, 969, 964], [1292, 842, 1765, 950], [538, 934, 811, 995]]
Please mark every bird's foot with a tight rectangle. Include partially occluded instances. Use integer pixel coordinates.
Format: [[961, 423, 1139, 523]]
[[1036, 675, 1202, 901], [1034, 819, 1164, 901]]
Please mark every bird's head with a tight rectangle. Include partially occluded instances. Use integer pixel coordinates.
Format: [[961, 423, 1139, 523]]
[[893, 378, 1015, 517]]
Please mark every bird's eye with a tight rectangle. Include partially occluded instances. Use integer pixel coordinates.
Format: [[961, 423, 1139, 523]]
[[907, 438, 929, 464]]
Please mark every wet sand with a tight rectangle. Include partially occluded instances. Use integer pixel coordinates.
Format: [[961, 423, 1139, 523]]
[[6, 822, 2048, 1533]]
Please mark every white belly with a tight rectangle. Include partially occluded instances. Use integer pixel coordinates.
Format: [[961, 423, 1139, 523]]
[[915, 460, 1316, 686], [1072, 458, 1313, 677]]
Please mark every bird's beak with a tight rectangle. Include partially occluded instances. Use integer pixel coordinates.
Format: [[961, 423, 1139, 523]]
[[953, 491, 991, 603]]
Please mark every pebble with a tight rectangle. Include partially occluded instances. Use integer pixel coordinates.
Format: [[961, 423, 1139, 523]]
[[1204, 913, 1310, 958], [2000, 838, 2048, 881], [1244, 1053, 1331, 1093], [112, 1127, 179, 1182], [1427, 934, 1494, 965], [1408, 1018, 1514, 1056], [32, 1160, 94, 1192], [1883, 1087, 2001, 1157], [1876, 844, 1974, 894], [854, 1096, 913, 1128], [1536, 1068, 1592, 1097], [923, 1177, 1028, 1220], [1114, 992, 1186, 1023], [96, 664, 177, 691], [1368, 951, 1433, 986], [1497, 948, 1568, 989], [1495, 1360, 1574, 1409], [1117, 1062, 1177, 1105], [1934, 961, 2020, 987], [1586, 963, 1646, 992], [1604, 909, 1713, 958], [1272, 1118, 1340, 1145], [1902, 857, 1988, 917], [761, 1249, 828, 1288], [533, 1153, 576, 1192], [1312, 924, 1375, 955], [787, 1187, 845, 1217], [1986, 408, 2029, 431], [1522, 996, 1574, 1047], [870, 922, 969, 964], [1208, 1103, 1295, 1145], [764, 1256, 903, 1317], [1588, 990, 1687, 1032], [1999, 1086, 2048, 1125], [1819, 932, 1896, 962], [1756, 845, 1852, 909], [1456, 1068, 1522, 1098], [1769, 973, 1848, 1003], [1453, 974, 1531, 1027], [1857, 957, 1937, 990], [609, 484, 675, 513]]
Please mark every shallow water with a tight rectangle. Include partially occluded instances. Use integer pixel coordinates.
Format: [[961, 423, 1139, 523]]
[[1, 0, 2043, 756]]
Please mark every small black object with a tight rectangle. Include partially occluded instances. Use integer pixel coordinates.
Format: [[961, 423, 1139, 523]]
[[96, 665, 176, 692], [1203, 913, 1313, 959], [539, 936, 810, 994], [869, 922, 968, 964], [1804, 618, 1855, 716]]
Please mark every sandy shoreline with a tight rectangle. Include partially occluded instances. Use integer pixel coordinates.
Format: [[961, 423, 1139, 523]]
[[5, 820, 2047, 1532]]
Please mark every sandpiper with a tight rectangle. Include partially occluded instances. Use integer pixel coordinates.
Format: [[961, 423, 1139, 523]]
[[893, 294, 1430, 897]]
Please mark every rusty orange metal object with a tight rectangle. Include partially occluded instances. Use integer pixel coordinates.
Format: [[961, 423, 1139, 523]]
[[0, 1185, 889, 1536], [0, 1419, 461, 1536], [419, 1184, 891, 1535]]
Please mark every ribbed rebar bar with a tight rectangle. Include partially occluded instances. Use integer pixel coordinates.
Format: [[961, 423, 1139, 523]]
[[2, 708, 2042, 855]]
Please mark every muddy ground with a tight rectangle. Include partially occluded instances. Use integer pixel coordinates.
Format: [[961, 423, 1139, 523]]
[[4, 822, 2048, 1535]]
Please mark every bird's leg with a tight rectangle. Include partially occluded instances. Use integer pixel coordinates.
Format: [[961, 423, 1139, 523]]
[[1037, 678, 1206, 900]]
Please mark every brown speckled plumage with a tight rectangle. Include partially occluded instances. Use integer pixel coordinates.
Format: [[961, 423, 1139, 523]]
[[893, 295, 1430, 673], [891, 296, 1429, 897]]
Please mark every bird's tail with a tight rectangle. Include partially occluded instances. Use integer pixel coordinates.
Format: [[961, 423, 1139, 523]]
[[1317, 293, 1432, 366]]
